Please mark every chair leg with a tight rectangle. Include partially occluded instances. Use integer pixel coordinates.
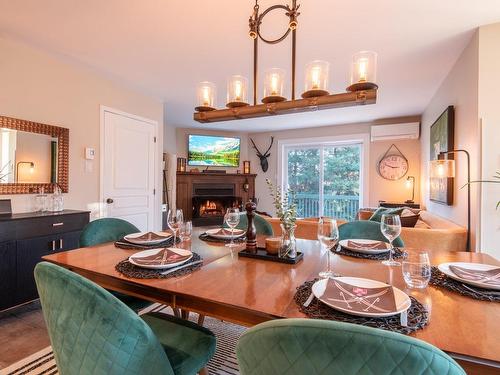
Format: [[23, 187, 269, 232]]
[[199, 366, 209, 375], [173, 307, 181, 317], [181, 309, 190, 320], [197, 314, 205, 326]]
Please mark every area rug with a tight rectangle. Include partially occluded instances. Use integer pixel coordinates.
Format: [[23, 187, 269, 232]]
[[0, 305, 245, 375]]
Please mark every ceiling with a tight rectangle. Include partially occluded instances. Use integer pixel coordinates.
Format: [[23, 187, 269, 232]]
[[1, 0, 499, 132]]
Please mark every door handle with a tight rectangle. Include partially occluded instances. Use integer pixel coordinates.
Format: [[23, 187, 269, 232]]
[[59, 239, 63, 249], [52, 222, 64, 227], [106, 198, 114, 204], [51, 240, 56, 251]]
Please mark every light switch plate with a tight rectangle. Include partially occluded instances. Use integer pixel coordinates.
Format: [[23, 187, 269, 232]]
[[85, 147, 95, 160]]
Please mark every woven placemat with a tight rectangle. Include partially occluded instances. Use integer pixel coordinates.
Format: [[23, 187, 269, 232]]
[[114, 236, 181, 250], [199, 232, 246, 244], [294, 279, 429, 334], [337, 246, 406, 261], [430, 267, 500, 302], [115, 252, 203, 279]]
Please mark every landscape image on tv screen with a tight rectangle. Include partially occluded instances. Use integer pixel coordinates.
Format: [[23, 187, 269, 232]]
[[188, 135, 240, 167]]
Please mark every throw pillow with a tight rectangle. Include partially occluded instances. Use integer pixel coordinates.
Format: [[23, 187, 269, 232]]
[[400, 214, 420, 227], [368, 207, 404, 222]]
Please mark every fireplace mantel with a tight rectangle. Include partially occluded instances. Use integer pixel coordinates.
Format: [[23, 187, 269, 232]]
[[176, 172, 256, 223]]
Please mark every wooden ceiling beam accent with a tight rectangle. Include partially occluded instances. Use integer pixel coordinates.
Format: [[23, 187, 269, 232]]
[[194, 89, 377, 123]]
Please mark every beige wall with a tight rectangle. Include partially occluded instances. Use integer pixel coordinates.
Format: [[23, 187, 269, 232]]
[[478, 23, 500, 258], [420, 31, 480, 250], [0, 37, 164, 227]]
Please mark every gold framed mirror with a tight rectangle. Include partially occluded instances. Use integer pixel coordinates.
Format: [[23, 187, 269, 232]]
[[0, 115, 69, 194]]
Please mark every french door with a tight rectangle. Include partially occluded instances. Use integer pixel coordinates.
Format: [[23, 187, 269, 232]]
[[283, 142, 362, 220]]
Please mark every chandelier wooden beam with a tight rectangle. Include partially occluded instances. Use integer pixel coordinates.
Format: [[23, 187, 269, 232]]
[[194, 90, 376, 123]]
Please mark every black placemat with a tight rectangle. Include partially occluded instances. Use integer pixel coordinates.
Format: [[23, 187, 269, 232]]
[[430, 267, 500, 302], [294, 279, 429, 335], [115, 252, 203, 279], [337, 246, 406, 261], [114, 236, 181, 250], [198, 232, 246, 244]]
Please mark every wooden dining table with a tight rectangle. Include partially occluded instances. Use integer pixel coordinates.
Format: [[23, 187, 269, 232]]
[[42, 228, 500, 374]]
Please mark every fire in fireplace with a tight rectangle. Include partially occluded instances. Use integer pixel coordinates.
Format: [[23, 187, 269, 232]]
[[191, 183, 242, 226]]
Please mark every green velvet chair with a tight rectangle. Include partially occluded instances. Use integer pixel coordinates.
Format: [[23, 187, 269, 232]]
[[224, 212, 274, 236], [339, 220, 404, 247], [35, 262, 216, 375], [236, 319, 465, 375], [79, 217, 151, 312]]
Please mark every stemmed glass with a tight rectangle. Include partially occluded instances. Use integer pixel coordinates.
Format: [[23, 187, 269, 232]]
[[381, 214, 402, 266], [167, 209, 184, 248], [318, 218, 339, 278], [224, 207, 240, 248]]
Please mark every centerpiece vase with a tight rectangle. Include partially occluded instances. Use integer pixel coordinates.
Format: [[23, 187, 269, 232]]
[[280, 223, 297, 259]]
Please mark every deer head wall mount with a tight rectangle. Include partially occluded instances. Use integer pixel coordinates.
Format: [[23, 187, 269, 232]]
[[250, 137, 274, 172]]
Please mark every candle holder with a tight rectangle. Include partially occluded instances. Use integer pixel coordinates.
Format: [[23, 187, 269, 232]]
[[226, 75, 249, 108], [347, 51, 378, 92], [302, 60, 330, 98], [195, 81, 217, 112], [262, 68, 286, 103]]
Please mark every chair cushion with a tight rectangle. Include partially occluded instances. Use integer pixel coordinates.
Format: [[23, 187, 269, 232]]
[[339, 220, 404, 248], [224, 213, 274, 236], [142, 312, 216, 375], [368, 207, 404, 222], [79, 218, 139, 247]]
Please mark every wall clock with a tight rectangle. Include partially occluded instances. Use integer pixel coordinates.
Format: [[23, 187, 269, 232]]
[[378, 144, 409, 181]]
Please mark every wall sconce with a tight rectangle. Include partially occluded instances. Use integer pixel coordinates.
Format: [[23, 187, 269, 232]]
[[243, 161, 251, 174], [347, 51, 378, 92], [176, 157, 187, 172], [243, 178, 250, 192], [263, 68, 286, 103], [302, 60, 330, 98], [195, 81, 217, 112], [405, 176, 415, 203], [227, 75, 249, 108], [16, 161, 34, 182]]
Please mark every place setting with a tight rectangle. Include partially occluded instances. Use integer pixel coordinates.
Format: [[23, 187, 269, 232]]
[[115, 209, 204, 279], [199, 207, 246, 246], [430, 261, 500, 302]]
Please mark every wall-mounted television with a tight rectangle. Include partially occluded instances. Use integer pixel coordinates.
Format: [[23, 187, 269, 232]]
[[188, 134, 241, 167]]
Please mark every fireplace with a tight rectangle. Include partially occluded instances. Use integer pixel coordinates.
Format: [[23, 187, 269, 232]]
[[191, 183, 242, 226]]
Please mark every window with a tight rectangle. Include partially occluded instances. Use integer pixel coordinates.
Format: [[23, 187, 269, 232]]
[[279, 135, 368, 221]]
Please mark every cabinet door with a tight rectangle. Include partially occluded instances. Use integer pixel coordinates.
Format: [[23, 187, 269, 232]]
[[15, 231, 82, 305], [0, 241, 16, 311]]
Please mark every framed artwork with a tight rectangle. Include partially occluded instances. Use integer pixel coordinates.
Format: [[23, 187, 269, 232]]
[[429, 106, 454, 205]]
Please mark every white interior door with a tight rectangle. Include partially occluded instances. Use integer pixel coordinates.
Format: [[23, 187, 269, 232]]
[[102, 108, 157, 231]]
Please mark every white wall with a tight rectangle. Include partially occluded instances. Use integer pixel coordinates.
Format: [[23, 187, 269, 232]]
[[478, 23, 500, 258], [0, 37, 164, 227], [420, 31, 480, 250]]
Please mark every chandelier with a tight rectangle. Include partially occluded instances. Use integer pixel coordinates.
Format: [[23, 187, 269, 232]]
[[194, 0, 378, 123]]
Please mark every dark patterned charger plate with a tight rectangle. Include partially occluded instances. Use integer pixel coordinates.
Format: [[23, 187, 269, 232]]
[[294, 279, 429, 335], [115, 252, 203, 279], [115, 236, 181, 250], [199, 232, 246, 244], [337, 246, 406, 260], [430, 267, 500, 302]]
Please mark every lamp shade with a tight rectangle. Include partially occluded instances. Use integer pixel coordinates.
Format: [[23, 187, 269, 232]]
[[195, 81, 216, 111], [227, 75, 249, 107], [347, 51, 378, 92], [263, 68, 286, 103], [430, 159, 455, 178], [302, 60, 330, 98]]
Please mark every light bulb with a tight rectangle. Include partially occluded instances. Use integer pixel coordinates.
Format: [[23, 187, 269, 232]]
[[311, 66, 321, 89], [234, 81, 242, 101], [358, 58, 368, 82]]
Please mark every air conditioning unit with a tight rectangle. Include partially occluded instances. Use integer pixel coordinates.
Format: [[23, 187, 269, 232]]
[[371, 122, 420, 142]]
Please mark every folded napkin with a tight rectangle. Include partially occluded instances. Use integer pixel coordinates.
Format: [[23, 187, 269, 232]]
[[323, 279, 396, 314], [130, 248, 191, 266], [131, 231, 170, 242], [449, 265, 500, 287], [347, 240, 388, 250], [210, 228, 245, 236]]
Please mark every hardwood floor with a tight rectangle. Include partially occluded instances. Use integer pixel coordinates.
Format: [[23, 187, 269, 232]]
[[0, 301, 50, 369]]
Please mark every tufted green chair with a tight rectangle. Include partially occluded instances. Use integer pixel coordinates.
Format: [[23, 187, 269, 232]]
[[224, 212, 274, 236], [236, 319, 465, 375], [35, 262, 216, 375], [339, 220, 404, 248], [79, 217, 151, 312]]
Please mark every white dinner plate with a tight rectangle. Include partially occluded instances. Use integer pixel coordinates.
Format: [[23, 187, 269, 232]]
[[129, 248, 193, 270], [124, 231, 172, 245], [339, 239, 390, 254], [311, 277, 411, 318], [438, 262, 500, 291], [205, 228, 245, 239]]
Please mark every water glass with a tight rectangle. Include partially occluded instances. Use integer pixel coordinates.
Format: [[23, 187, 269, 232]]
[[225, 207, 240, 248], [402, 251, 431, 288], [167, 209, 183, 248], [381, 214, 402, 266], [317, 218, 339, 278], [179, 220, 192, 242]]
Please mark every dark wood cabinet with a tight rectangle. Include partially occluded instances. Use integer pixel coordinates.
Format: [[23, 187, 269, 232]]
[[0, 210, 89, 311]]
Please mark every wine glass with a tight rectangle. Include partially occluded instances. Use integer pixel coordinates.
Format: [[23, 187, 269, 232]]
[[225, 207, 240, 248], [167, 209, 183, 248], [179, 220, 192, 242], [318, 218, 339, 278], [381, 214, 402, 266]]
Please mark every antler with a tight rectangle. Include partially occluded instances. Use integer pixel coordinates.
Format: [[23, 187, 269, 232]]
[[250, 138, 263, 157], [263, 136, 274, 157]]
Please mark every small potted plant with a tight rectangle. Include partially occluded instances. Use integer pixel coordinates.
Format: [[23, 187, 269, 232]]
[[266, 178, 298, 258]]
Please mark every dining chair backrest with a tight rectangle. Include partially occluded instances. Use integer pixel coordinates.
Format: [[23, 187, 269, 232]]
[[34, 262, 174, 375], [79, 218, 139, 247], [224, 212, 274, 236], [338, 220, 404, 247], [236, 318, 465, 375]]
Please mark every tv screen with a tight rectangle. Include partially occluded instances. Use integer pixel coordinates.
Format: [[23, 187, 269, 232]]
[[188, 134, 241, 167]]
